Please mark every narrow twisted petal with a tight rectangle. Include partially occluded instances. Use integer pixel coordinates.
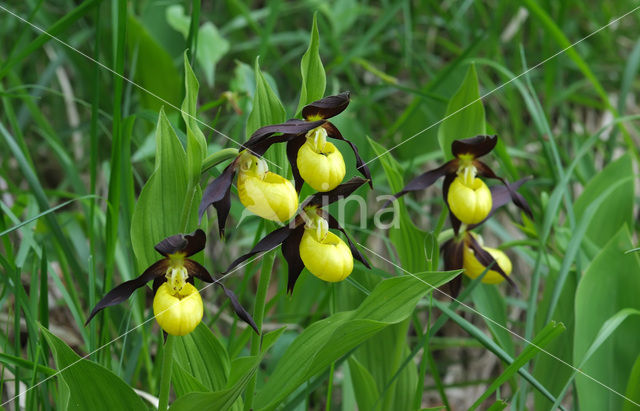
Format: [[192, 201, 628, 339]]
[[86, 259, 168, 325]]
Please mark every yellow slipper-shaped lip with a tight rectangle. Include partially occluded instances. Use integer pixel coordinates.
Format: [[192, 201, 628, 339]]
[[447, 176, 492, 224], [153, 282, 204, 336], [462, 246, 512, 284], [297, 140, 346, 192], [299, 229, 353, 282], [238, 171, 299, 222]]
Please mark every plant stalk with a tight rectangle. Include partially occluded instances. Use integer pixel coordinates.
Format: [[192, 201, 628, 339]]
[[158, 335, 176, 411], [243, 251, 276, 410]]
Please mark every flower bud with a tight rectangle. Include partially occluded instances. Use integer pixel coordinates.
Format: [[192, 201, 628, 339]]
[[447, 175, 492, 224], [297, 127, 346, 192], [237, 170, 299, 222], [462, 246, 512, 284], [299, 228, 353, 282], [153, 283, 203, 336]]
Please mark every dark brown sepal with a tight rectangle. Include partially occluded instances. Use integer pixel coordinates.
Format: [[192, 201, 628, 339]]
[[325, 213, 371, 269], [184, 259, 215, 283], [390, 161, 456, 204], [213, 186, 232, 238], [442, 239, 464, 271], [305, 177, 368, 208], [154, 229, 206, 257], [466, 234, 519, 293], [223, 226, 294, 274], [302, 92, 350, 120], [451, 135, 497, 159], [245, 119, 324, 148], [281, 225, 305, 294], [199, 163, 237, 226], [468, 177, 531, 230], [85, 259, 168, 325], [448, 274, 463, 299], [220, 284, 259, 334], [475, 162, 533, 219], [322, 122, 372, 187], [286, 138, 306, 192]]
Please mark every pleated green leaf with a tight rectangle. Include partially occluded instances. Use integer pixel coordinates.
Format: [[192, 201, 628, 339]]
[[40, 325, 146, 410], [437, 64, 486, 159], [574, 226, 640, 410], [254, 270, 459, 410], [130, 109, 197, 270], [246, 59, 286, 137], [296, 12, 326, 115]]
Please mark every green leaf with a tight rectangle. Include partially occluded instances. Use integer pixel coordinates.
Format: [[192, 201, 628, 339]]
[[623, 354, 640, 411], [165, 5, 190, 37], [130, 109, 196, 270], [254, 271, 459, 410], [296, 12, 326, 115], [40, 325, 146, 410], [469, 321, 565, 410], [574, 226, 640, 410], [127, 16, 181, 111], [246, 58, 286, 137], [471, 284, 515, 356], [367, 136, 429, 274], [169, 328, 285, 411], [348, 357, 380, 411], [173, 323, 230, 393], [573, 154, 634, 248], [437, 64, 486, 159], [169, 356, 258, 411], [182, 53, 208, 186]]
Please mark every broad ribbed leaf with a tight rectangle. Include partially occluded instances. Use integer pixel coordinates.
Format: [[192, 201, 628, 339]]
[[40, 326, 146, 410], [574, 226, 640, 410], [246, 58, 286, 137], [182, 53, 208, 186], [437, 64, 486, 159], [296, 12, 326, 115], [254, 271, 459, 410], [131, 109, 198, 270], [172, 323, 230, 394]]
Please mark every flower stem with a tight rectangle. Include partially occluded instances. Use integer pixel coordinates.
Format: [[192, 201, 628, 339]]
[[325, 283, 336, 411], [158, 334, 176, 411], [201, 148, 239, 174], [243, 251, 276, 411]]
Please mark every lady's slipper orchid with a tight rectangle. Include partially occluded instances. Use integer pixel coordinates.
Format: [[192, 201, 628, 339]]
[[462, 245, 512, 284], [391, 135, 531, 233], [243, 92, 372, 192], [222, 178, 371, 292], [199, 147, 299, 237], [86, 229, 258, 336]]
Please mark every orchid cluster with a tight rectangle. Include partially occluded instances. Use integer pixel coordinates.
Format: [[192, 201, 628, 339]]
[[393, 135, 532, 294], [87, 93, 372, 337]]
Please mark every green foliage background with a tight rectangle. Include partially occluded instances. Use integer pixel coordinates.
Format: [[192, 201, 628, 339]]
[[0, 1, 639, 410]]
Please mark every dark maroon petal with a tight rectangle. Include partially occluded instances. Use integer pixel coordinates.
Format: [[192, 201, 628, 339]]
[[223, 226, 293, 274], [305, 177, 368, 208], [466, 235, 519, 292], [245, 119, 325, 148], [184, 259, 215, 283], [220, 284, 259, 334], [323, 122, 372, 187], [287, 138, 306, 192], [154, 229, 206, 257], [199, 164, 236, 223], [442, 239, 464, 271], [212, 186, 232, 238], [389, 161, 457, 204], [468, 177, 531, 230], [281, 226, 305, 294], [475, 161, 533, 219], [302, 92, 350, 120], [451, 135, 497, 159], [448, 274, 463, 299], [85, 259, 168, 325], [326, 213, 371, 268]]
